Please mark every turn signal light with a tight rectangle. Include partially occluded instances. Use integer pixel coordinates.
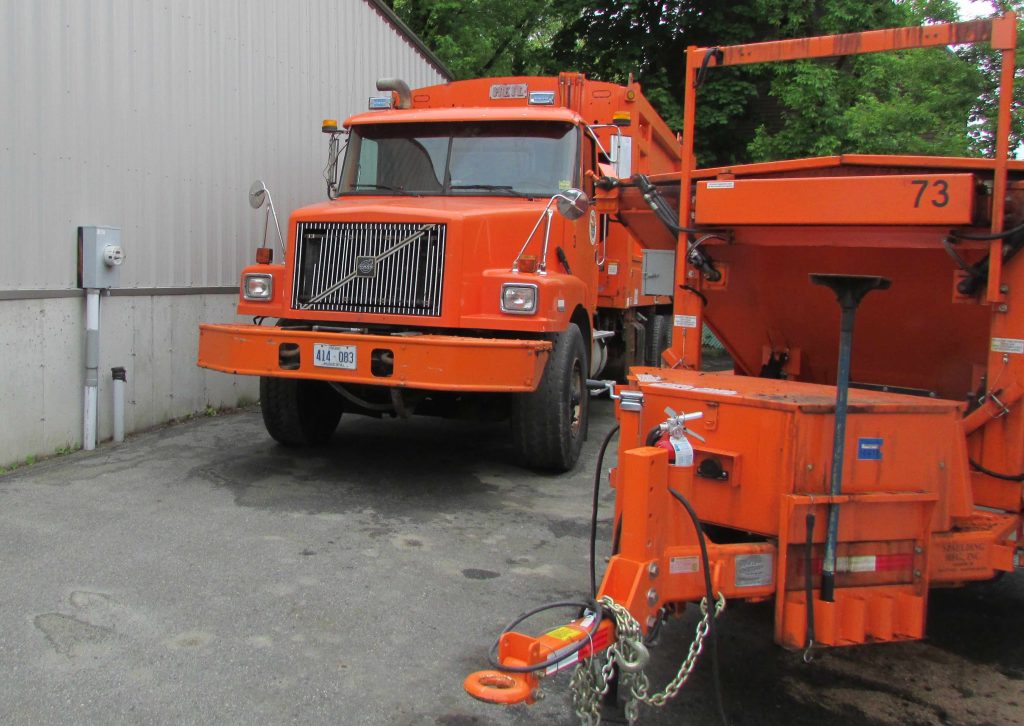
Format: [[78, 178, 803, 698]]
[[517, 255, 538, 273], [256, 247, 273, 264]]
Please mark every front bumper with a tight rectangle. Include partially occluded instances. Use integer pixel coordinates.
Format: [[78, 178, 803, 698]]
[[198, 324, 551, 393]]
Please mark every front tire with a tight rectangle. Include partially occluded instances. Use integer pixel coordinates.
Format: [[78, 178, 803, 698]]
[[511, 323, 589, 472], [260, 377, 343, 446]]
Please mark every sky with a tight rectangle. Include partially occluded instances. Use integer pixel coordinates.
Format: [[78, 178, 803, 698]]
[[957, 0, 1002, 18]]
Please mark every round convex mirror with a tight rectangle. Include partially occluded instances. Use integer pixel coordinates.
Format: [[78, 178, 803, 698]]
[[555, 188, 589, 221], [249, 180, 268, 210]]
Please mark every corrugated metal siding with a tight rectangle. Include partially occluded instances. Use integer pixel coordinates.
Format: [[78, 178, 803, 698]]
[[0, 0, 446, 466], [0, 0, 447, 291]]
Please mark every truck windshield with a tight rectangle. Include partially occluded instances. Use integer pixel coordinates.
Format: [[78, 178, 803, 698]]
[[339, 121, 578, 198]]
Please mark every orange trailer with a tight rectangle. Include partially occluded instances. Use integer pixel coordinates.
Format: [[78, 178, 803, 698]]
[[466, 14, 1024, 721], [197, 74, 679, 472]]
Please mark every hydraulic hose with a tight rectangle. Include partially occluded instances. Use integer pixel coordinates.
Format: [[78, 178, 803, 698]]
[[591, 425, 620, 597], [949, 224, 1024, 296], [804, 512, 816, 660], [668, 486, 729, 726], [487, 600, 602, 674], [969, 458, 1024, 481]]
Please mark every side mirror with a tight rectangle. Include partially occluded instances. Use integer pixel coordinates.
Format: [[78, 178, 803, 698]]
[[248, 180, 285, 255], [555, 189, 589, 221], [249, 180, 268, 210]]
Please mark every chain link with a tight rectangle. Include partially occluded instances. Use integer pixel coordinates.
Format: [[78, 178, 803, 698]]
[[571, 593, 726, 724]]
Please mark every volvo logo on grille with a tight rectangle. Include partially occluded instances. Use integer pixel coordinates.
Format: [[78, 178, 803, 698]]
[[355, 257, 376, 277]]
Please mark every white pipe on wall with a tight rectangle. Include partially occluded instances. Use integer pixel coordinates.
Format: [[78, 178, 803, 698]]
[[83, 289, 100, 451], [112, 367, 126, 443]]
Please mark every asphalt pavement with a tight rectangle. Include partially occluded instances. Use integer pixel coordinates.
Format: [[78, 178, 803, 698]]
[[0, 398, 1021, 725]]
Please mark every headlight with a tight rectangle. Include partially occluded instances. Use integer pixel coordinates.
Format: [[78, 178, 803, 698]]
[[501, 283, 538, 314], [243, 273, 274, 300]]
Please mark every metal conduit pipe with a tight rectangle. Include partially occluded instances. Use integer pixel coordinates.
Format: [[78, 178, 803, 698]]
[[83, 289, 100, 451], [112, 367, 127, 443]]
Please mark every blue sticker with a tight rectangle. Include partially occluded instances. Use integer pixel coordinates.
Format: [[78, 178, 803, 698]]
[[857, 438, 883, 461]]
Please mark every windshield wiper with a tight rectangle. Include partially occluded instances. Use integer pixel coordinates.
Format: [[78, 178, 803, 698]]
[[449, 184, 531, 197], [349, 183, 421, 196]]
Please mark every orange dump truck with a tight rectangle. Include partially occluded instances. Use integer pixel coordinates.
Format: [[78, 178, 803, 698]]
[[198, 73, 679, 471], [466, 14, 1024, 721]]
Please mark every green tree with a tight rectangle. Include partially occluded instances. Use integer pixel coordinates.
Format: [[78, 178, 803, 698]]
[[744, 0, 994, 161], [384, 0, 561, 78], [386, 0, 1021, 165]]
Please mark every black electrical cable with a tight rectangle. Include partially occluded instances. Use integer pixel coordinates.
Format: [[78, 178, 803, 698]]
[[610, 514, 623, 561], [949, 219, 1024, 241], [486, 599, 603, 674], [695, 48, 724, 88], [969, 458, 1024, 481], [949, 224, 1024, 296], [590, 424, 621, 597], [804, 512, 816, 657], [668, 487, 729, 726], [681, 284, 709, 307]]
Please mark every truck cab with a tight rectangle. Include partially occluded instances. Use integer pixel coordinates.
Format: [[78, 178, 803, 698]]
[[198, 73, 680, 471]]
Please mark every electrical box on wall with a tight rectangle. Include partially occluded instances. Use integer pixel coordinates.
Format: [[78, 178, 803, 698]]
[[77, 226, 124, 289], [642, 249, 675, 297]]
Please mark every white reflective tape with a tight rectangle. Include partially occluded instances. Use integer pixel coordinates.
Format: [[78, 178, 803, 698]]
[[836, 555, 877, 573], [545, 650, 580, 675]]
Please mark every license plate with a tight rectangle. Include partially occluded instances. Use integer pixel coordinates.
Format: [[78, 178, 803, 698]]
[[313, 343, 357, 370]]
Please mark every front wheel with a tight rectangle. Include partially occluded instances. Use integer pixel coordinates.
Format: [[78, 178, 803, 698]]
[[510, 324, 589, 472], [260, 377, 343, 446]]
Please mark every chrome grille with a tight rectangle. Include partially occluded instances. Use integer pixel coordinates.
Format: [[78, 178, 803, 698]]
[[292, 222, 446, 316]]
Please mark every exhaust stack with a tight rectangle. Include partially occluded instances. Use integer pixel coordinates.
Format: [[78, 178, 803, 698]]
[[376, 78, 412, 109]]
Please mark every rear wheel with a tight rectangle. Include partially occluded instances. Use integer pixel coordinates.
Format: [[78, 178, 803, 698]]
[[260, 377, 343, 446], [511, 324, 589, 472], [645, 313, 672, 367]]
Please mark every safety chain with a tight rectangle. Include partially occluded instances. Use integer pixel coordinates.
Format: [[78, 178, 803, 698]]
[[570, 593, 726, 725]]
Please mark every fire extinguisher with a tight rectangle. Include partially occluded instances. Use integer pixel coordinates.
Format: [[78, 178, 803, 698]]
[[651, 409, 704, 466]]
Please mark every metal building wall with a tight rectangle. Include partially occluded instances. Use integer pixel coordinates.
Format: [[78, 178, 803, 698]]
[[0, 0, 448, 466]]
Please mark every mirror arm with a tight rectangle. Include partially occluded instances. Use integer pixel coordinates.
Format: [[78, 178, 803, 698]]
[[268, 193, 286, 255], [584, 124, 620, 163], [539, 207, 554, 275], [512, 196, 557, 272]]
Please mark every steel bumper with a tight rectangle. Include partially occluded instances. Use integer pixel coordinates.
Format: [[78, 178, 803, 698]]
[[198, 324, 551, 392]]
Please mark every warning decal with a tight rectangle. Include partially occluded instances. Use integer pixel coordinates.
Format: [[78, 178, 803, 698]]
[[992, 337, 1024, 354]]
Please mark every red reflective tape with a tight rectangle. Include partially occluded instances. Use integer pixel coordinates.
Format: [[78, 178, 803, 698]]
[[874, 553, 915, 571]]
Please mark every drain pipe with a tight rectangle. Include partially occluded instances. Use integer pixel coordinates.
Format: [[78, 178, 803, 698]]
[[111, 367, 127, 443], [83, 289, 100, 451]]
